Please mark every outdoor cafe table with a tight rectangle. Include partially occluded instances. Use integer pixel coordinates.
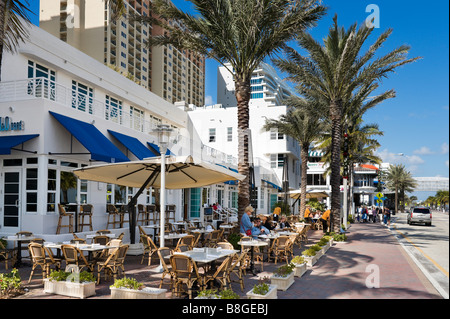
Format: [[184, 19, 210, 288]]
[[142, 224, 159, 240], [172, 221, 187, 232], [85, 233, 117, 242], [44, 242, 109, 261], [173, 247, 238, 264], [164, 233, 188, 246], [237, 240, 269, 275], [190, 228, 213, 246], [7, 235, 36, 267]]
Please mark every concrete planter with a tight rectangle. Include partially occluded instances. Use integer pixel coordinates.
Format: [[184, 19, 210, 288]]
[[293, 262, 307, 277], [246, 284, 278, 299], [43, 279, 96, 299], [270, 272, 295, 291], [110, 287, 167, 299], [303, 253, 320, 267]]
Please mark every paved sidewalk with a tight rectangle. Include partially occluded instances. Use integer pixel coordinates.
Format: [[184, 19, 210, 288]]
[[9, 221, 442, 299]]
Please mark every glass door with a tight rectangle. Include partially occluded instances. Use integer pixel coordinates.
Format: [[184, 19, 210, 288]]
[[1, 170, 22, 233]]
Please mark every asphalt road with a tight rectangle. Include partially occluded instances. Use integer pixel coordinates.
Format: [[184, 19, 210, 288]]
[[390, 210, 449, 299]]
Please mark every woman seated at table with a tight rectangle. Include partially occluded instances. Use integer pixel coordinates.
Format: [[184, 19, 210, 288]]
[[251, 218, 269, 239], [261, 215, 275, 231], [278, 215, 291, 229]]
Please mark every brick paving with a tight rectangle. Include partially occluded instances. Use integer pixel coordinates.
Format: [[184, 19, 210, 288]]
[[5, 222, 442, 300]]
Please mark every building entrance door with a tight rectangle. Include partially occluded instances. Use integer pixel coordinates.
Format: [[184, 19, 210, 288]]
[[1, 169, 22, 234]]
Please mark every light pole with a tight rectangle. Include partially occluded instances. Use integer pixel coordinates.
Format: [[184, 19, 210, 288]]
[[153, 124, 173, 272]]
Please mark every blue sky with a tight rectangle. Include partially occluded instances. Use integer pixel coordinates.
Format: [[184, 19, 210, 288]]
[[27, 1, 448, 198]]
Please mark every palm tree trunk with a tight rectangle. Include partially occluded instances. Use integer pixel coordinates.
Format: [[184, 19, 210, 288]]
[[330, 99, 343, 232], [395, 187, 398, 215], [235, 77, 251, 221], [300, 144, 309, 217]]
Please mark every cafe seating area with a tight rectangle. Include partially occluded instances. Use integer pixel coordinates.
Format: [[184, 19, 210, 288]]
[[0, 202, 319, 299]]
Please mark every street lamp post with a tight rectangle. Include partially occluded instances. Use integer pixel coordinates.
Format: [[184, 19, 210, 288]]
[[153, 124, 173, 272]]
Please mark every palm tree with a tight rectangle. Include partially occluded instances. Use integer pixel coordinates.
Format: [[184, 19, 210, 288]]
[[263, 98, 326, 218], [0, 0, 32, 81], [385, 164, 417, 214], [273, 15, 420, 231], [141, 0, 326, 219], [435, 190, 449, 211]]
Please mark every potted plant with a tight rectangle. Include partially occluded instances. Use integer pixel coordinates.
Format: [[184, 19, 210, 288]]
[[44, 270, 96, 299], [291, 256, 307, 277], [317, 237, 331, 253], [302, 246, 320, 267], [246, 277, 277, 299], [110, 277, 166, 299], [196, 289, 240, 299], [270, 263, 295, 291], [330, 232, 348, 244]]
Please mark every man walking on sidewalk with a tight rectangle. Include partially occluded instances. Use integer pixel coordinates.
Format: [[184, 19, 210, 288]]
[[320, 208, 331, 233]]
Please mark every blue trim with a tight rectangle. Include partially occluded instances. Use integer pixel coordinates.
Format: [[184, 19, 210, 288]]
[[108, 130, 156, 160], [0, 134, 39, 154], [147, 142, 172, 156], [49, 111, 129, 163], [262, 179, 282, 191]]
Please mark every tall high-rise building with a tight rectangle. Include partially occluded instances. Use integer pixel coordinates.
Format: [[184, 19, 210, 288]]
[[39, 0, 205, 106]]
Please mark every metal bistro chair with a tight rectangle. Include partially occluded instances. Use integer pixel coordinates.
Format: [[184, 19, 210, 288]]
[[61, 244, 95, 272], [0, 240, 16, 270], [140, 234, 158, 266], [157, 247, 174, 291], [106, 204, 121, 229], [165, 205, 176, 223], [96, 244, 129, 284], [137, 204, 151, 226]]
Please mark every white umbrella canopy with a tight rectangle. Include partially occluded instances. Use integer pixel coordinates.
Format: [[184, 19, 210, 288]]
[[287, 189, 329, 199], [73, 155, 245, 189]]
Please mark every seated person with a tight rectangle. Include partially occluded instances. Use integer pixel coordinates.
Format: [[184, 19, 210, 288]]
[[251, 217, 269, 238], [261, 215, 275, 231], [278, 215, 291, 229]]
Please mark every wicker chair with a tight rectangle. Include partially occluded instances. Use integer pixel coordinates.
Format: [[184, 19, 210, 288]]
[[175, 235, 195, 251], [61, 244, 95, 272], [203, 256, 232, 291], [170, 254, 202, 299], [268, 236, 290, 264], [28, 242, 61, 283], [106, 204, 121, 229], [140, 234, 158, 266], [96, 244, 129, 284], [227, 249, 249, 292], [216, 241, 234, 250], [0, 240, 16, 270], [157, 247, 174, 291]]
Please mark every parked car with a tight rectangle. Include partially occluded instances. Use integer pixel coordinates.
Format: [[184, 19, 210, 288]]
[[407, 207, 432, 226]]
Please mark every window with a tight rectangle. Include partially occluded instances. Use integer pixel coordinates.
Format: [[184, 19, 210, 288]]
[[227, 127, 233, 142], [105, 95, 123, 124], [60, 171, 77, 204], [271, 154, 285, 168], [307, 173, 326, 186], [130, 106, 144, 132], [209, 128, 216, 143], [27, 60, 56, 100], [47, 169, 57, 212], [26, 168, 38, 212], [71, 80, 93, 113]]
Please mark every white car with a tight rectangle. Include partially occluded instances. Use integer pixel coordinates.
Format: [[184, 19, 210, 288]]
[[407, 207, 432, 226]]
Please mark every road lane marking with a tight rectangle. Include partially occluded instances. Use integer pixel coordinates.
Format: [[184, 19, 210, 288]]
[[393, 225, 449, 278]]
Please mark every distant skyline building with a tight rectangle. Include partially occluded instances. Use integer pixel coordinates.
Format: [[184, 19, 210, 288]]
[[39, 0, 206, 107], [217, 62, 294, 107]]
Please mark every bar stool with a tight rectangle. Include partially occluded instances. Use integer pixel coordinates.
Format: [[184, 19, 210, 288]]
[[165, 205, 176, 223], [79, 204, 94, 232], [56, 204, 74, 234], [119, 205, 130, 228], [137, 204, 150, 226], [106, 204, 121, 229]]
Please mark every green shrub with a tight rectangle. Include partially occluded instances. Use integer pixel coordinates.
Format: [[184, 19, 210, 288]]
[[48, 270, 95, 283], [252, 282, 270, 295], [302, 248, 316, 257], [0, 268, 24, 298], [291, 256, 306, 264], [274, 263, 295, 277], [110, 277, 144, 290], [227, 232, 241, 250]]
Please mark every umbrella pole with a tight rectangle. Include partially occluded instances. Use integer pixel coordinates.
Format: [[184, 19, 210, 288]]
[[127, 170, 159, 244]]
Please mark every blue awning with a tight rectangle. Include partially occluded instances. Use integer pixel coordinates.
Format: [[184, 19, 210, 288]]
[[108, 130, 156, 160], [0, 134, 39, 154], [147, 142, 173, 156], [216, 164, 239, 185], [262, 179, 282, 191], [49, 111, 129, 163]]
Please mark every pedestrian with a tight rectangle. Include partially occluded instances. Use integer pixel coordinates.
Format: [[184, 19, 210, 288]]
[[320, 208, 331, 234], [368, 207, 373, 223], [240, 205, 254, 237], [304, 205, 312, 223], [383, 207, 391, 227], [272, 206, 281, 222], [356, 206, 361, 223], [362, 206, 368, 222]]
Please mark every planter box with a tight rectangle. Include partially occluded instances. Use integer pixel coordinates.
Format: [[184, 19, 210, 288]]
[[43, 279, 96, 299], [293, 262, 307, 277], [110, 287, 167, 299], [270, 272, 295, 291], [303, 253, 320, 267], [246, 284, 278, 299]]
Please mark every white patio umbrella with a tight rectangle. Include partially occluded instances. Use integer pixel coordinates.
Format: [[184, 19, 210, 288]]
[[73, 155, 245, 245]]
